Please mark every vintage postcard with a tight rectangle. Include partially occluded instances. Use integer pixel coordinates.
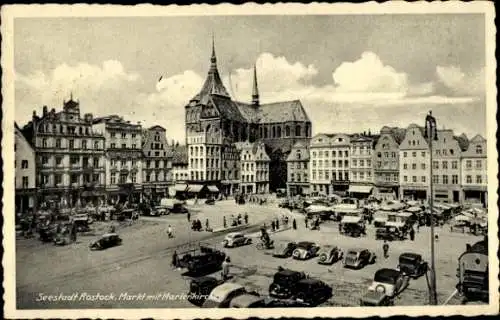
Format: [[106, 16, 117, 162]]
[[2, 2, 498, 319]]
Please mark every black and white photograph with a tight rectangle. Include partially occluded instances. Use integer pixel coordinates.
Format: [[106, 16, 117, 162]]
[[2, 2, 498, 319]]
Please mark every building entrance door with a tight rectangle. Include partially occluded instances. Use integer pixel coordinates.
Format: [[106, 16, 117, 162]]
[[453, 191, 460, 203]]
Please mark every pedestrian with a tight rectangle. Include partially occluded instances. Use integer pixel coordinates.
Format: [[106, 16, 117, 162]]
[[167, 224, 174, 238], [276, 218, 280, 230], [187, 211, 191, 222], [271, 220, 276, 231], [416, 222, 420, 233], [284, 216, 289, 226], [338, 222, 342, 233], [223, 216, 227, 228], [292, 218, 297, 230], [305, 218, 308, 229], [172, 250, 178, 269], [221, 257, 231, 280], [205, 218, 210, 231], [410, 228, 415, 241], [383, 240, 389, 259], [244, 213, 248, 224]]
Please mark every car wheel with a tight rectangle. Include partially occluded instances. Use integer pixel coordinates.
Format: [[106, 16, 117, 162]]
[[319, 253, 328, 263], [292, 249, 301, 258]]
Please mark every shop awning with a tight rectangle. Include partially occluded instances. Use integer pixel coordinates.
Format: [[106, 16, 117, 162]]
[[207, 185, 219, 193], [341, 216, 362, 224], [174, 184, 189, 192], [348, 185, 373, 194], [188, 184, 204, 193]]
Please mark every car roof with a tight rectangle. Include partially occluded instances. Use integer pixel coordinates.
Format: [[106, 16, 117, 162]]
[[227, 232, 243, 237], [297, 241, 315, 247], [277, 269, 302, 276], [210, 283, 245, 298], [191, 276, 218, 284], [298, 278, 323, 285], [400, 252, 422, 259], [374, 268, 401, 280]]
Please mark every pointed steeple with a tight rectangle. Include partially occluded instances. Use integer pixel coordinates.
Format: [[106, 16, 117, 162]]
[[252, 64, 260, 107], [210, 33, 217, 68]]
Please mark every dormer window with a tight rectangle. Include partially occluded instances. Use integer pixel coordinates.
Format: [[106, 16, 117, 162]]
[[476, 145, 483, 154]]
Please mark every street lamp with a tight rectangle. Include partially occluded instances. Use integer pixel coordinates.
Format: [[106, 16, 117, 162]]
[[424, 110, 438, 305]]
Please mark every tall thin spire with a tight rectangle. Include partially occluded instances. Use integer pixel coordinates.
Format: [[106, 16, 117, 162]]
[[70, 91, 73, 101], [210, 32, 217, 70], [252, 64, 260, 107]]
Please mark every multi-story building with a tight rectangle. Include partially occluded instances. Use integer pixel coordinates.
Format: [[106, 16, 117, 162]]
[[399, 124, 430, 201], [21, 98, 106, 207], [235, 141, 270, 194], [15, 123, 37, 212], [92, 115, 143, 204], [309, 133, 350, 195], [430, 130, 464, 203], [171, 145, 189, 183], [184, 40, 311, 193], [221, 144, 240, 196], [461, 134, 487, 207], [142, 125, 173, 202], [286, 141, 310, 196], [348, 132, 378, 198], [373, 126, 406, 198]]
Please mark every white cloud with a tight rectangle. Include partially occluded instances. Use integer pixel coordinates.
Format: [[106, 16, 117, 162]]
[[15, 60, 141, 124], [436, 65, 485, 95]]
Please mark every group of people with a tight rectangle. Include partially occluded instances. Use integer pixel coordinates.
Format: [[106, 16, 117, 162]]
[[223, 213, 249, 228]]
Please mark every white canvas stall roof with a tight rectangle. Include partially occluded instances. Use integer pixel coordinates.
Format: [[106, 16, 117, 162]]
[[348, 185, 373, 193], [454, 215, 471, 222], [406, 206, 422, 213], [188, 184, 204, 193], [385, 221, 405, 228], [397, 212, 413, 218], [174, 184, 189, 192], [306, 205, 332, 213], [341, 216, 362, 224], [207, 185, 219, 192]]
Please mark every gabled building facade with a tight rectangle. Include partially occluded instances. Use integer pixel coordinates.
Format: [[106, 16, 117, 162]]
[[461, 134, 487, 207], [286, 141, 310, 196], [234, 141, 270, 194], [22, 98, 106, 207], [348, 132, 378, 198], [399, 124, 430, 201], [141, 125, 173, 202], [92, 115, 143, 204], [184, 40, 311, 194], [15, 123, 37, 212], [373, 126, 405, 197]]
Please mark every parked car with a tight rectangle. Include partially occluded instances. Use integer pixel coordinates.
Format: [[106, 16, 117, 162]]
[[202, 282, 248, 308], [269, 268, 307, 299], [360, 268, 406, 306], [397, 253, 428, 279], [272, 241, 298, 258], [229, 294, 266, 308], [222, 232, 252, 248], [375, 225, 405, 241], [292, 241, 320, 260], [294, 278, 333, 306], [89, 233, 122, 250], [187, 276, 224, 306], [177, 244, 226, 274], [317, 245, 343, 265], [343, 248, 376, 269], [151, 206, 169, 216]]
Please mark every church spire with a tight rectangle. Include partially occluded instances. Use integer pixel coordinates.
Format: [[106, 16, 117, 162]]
[[210, 33, 217, 71], [252, 64, 260, 107]]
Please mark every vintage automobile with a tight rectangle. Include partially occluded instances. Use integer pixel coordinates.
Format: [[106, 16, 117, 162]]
[[202, 282, 248, 308], [272, 242, 298, 258], [344, 248, 377, 269], [205, 198, 215, 205], [292, 241, 321, 260], [187, 276, 224, 306], [317, 245, 343, 265], [269, 268, 307, 299], [150, 206, 169, 216], [360, 268, 407, 306], [294, 278, 333, 306], [397, 253, 428, 278], [222, 232, 252, 248], [375, 226, 405, 241], [177, 244, 226, 274], [456, 239, 489, 302], [89, 233, 122, 250], [229, 294, 266, 308]]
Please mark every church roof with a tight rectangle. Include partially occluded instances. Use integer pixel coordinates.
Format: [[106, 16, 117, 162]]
[[211, 95, 247, 123], [258, 100, 310, 123]]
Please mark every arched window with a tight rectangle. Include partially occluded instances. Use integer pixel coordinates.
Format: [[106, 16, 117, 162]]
[[285, 125, 290, 137], [296, 150, 302, 160], [277, 126, 282, 138], [295, 125, 302, 137]]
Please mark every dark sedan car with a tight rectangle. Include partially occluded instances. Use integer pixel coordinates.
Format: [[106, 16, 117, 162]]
[[398, 253, 428, 279], [272, 242, 298, 258], [269, 268, 307, 299], [294, 278, 333, 306], [89, 233, 122, 250], [292, 241, 320, 260], [317, 245, 343, 265], [187, 276, 224, 306]]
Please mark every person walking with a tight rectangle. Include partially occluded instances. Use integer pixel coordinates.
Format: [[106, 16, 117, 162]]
[[409, 227, 415, 241], [221, 257, 231, 280], [271, 220, 276, 232], [167, 224, 174, 238], [275, 218, 280, 230], [172, 250, 178, 269], [244, 213, 248, 224], [383, 240, 390, 259], [187, 211, 191, 222], [305, 218, 308, 229], [292, 218, 297, 230], [205, 218, 210, 231], [223, 216, 227, 228]]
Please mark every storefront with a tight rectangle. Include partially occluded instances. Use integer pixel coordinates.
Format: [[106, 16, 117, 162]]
[[463, 187, 487, 208], [15, 189, 36, 213], [400, 187, 427, 201], [347, 184, 373, 199]]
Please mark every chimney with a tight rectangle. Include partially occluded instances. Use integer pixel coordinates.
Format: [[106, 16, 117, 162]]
[[43, 105, 48, 117]]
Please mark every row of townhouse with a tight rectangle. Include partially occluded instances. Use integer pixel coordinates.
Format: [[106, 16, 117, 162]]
[[286, 125, 487, 206], [15, 98, 175, 211]]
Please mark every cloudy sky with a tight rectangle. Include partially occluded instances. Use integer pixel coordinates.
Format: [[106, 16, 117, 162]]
[[14, 14, 486, 142]]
